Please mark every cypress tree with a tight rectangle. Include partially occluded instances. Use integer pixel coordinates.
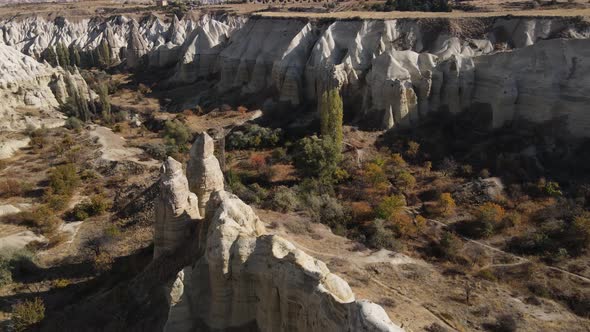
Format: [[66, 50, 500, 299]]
[[56, 43, 70, 67], [69, 46, 81, 67], [319, 88, 343, 152], [97, 83, 111, 122], [44, 47, 58, 67]]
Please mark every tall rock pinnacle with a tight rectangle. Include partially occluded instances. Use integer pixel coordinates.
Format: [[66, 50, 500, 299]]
[[186, 132, 225, 217], [154, 157, 200, 258]]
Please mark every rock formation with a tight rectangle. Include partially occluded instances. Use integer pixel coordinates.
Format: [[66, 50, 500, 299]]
[[154, 135, 404, 332], [0, 43, 91, 135], [154, 157, 201, 258], [2, 14, 590, 136], [186, 132, 225, 216]]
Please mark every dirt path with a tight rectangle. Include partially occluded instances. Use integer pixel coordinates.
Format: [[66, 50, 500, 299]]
[[427, 218, 590, 284], [89, 125, 158, 167]]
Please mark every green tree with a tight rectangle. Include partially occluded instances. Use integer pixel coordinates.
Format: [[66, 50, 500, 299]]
[[318, 88, 343, 156], [97, 83, 111, 121], [96, 39, 112, 68], [43, 47, 58, 67], [56, 43, 70, 67], [69, 45, 81, 67], [293, 136, 340, 182]]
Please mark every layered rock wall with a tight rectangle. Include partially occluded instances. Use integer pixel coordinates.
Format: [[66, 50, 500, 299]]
[[0, 43, 91, 133], [2, 15, 589, 134], [154, 133, 403, 332]]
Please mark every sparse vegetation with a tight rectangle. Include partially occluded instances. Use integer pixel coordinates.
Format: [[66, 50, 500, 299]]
[[11, 297, 45, 332]]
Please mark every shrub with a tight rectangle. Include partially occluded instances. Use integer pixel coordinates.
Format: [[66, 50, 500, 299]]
[[226, 124, 282, 150], [69, 194, 110, 221], [376, 195, 406, 220], [543, 180, 563, 197], [0, 180, 32, 198], [395, 170, 416, 191], [249, 153, 267, 170], [423, 161, 432, 173], [304, 194, 350, 228], [11, 297, 45, 332], [292, 136, 340, 181], [269, 186, 299, 213], [406, 141, 420, 158], [494, 314, 518, 332], [48, 163, 79, 196], [93, 251, 114, 274], [436, 231, 463, 261], [368, 219, 398, 249], [162, 120, 191, 147], [570, 212, 590, 251], [7, 206, 60, 235], [65, 117, 84, 131], [364, 162, 389, 188], [270, 147, 290, 163], [475, 202, 505, 224], [436, 193, 456, 217], [439, 157, 458, 176], [504, 212, 522, 227], [393, 0, 452, 12], [143, 143, 167, 160], [390, 153, 406, 167]]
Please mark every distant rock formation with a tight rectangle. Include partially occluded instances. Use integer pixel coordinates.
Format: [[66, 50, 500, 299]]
[[153, 134, 404, 332], [0, 43, 91, 135], [2, 15, 589, 136]]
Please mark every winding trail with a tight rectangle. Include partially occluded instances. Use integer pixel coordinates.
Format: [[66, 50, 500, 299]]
[[427, 218, 590, 284]]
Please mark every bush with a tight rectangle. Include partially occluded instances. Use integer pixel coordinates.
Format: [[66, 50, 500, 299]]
[[65, 116, 84, 131], [11, 297, 45, 332], [269, 186, 299, 213], [376, 195, 406, 220], [7, 206, 61, 235], [475, 202, 505, 224], [0, 180, 32, 198], [69, 194, 110, 221], [364, 162, 389, 188], [162, 120, 192, 147], [226, 124, 282, 150], [569, 212, 590, 251], [304, 194, 350, 228], [436, 193, 456, 217], [395, 170, 416, 191], [494, 314, 518, 332], [406, 141, 420, 158], [390, 153, 406, 167], [143, 143, 167, 160], [368, 219, 398, 249], [48, 163, 79, 196], [292, 136, 340, 181], [93, 251, 114, 274], [436, 231, 463, 261]]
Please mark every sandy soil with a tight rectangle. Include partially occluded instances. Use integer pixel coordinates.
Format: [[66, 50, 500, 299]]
[[89, 125, 159, 167]]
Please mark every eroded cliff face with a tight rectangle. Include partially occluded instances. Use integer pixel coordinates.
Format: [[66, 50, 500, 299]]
[[3, 15, 589, 135], [154, 132, 403, 332], [0, 42, 91, 134]]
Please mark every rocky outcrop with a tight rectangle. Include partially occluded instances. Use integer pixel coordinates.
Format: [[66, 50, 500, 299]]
[[0, 43, 91, 134], [154, 157, 201, 258], [186, 132, 225, 216], [154, 137, 403, 332]]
